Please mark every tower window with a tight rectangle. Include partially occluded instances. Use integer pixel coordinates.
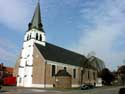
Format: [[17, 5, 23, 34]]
[[27, 34, 29, 41], [36, 33, 38, 40], [52, 65, 55, 76], [40, 34, 42, 41], [30, 33, 32, 39]]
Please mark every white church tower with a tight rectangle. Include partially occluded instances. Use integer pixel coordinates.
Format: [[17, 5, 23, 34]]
[[17, 1, 45, 87]]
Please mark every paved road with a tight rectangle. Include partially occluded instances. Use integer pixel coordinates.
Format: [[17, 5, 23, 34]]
[[70, 86, 121, 94], [0, 86, 121, 94]]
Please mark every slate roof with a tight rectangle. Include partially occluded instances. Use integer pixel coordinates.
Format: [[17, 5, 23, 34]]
[[35, 43, 87, 67]]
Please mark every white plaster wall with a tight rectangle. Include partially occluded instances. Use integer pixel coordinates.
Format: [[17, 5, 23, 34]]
[[24, 67, 33, 87], [17, 67, 25, 86], [72, 84, 80, 87]]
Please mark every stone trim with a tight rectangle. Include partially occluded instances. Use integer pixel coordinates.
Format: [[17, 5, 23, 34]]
[[19, 66, 24, 68], [72, 84, 80, 87], [46, 60, 79, 69], [32, 84, 53, 88]]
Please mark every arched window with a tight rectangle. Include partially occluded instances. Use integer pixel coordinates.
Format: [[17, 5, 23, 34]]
[[30, 33, 32, 39], [27, 34, 29, 41], [88, 71, 90, 80], [40, 34, 42, 41], [36, 33, 38, 40], [73, 69, 76, 79], [52, 65, 55, 76]]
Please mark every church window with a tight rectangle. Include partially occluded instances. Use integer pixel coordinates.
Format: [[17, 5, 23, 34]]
[[93, 72, 96, 80], [36, 33, 38, 40], [52, 65, 55, 76], [40, 34, 42, 41], [73, 69, 76, 79], [64, 67, 67, 71], [88, 71, 90, 80], [81, 70, 83, 76]]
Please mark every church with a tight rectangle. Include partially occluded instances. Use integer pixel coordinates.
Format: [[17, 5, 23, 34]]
[[13, 1, 98, 88]]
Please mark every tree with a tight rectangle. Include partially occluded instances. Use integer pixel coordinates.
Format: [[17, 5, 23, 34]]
[[100, 68, 115, 85], [80, 58, 88, 85], [118, 65, 125, 86], [80, 56, 97, 85]]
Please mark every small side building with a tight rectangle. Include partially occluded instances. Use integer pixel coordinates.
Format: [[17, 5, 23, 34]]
[[117, 65, 125, 85], [55, 69, 72, 88]]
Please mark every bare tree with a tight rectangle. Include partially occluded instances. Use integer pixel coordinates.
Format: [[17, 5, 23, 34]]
[[118, 65, 125, 86], [80, 52, 97, 85]]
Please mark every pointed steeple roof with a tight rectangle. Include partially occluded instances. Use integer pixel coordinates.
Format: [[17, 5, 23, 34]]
[[28, 0, 44, 32]]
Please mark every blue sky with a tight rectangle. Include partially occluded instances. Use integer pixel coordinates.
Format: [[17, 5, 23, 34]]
[[0, 0, 125, 70]]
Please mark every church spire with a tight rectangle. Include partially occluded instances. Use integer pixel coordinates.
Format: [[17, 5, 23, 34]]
[[28, 0, 44, 31]]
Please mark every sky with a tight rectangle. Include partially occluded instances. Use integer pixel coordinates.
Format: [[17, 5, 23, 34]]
[[0, 0, 125, 70]]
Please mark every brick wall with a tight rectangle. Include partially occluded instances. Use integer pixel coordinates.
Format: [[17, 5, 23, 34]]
[[32, 46, 45, 84], [55, 76, 71, 88]]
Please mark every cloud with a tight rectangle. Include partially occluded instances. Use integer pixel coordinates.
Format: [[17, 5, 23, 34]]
[[0, 47, 15, 61], [0, 37, 19, 66], [0, 0, 33, 31], [0, 0, 33, 66], [0, 46, 17, 66], [0, 38, 16, 50], [73, 0, 125, 70]]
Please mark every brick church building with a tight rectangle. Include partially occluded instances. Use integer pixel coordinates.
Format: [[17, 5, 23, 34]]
[[13, 1, 98, 88]]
